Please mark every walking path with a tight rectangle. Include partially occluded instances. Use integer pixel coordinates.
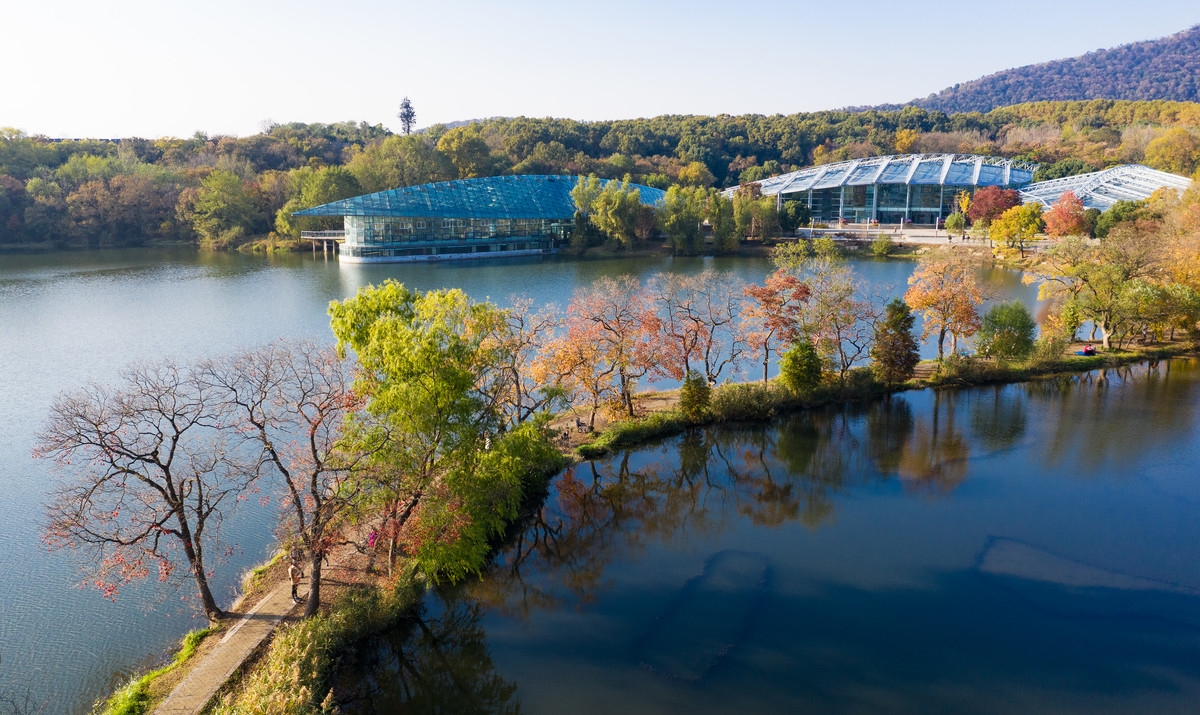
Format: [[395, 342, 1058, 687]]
[[154, 583, 302, 715]]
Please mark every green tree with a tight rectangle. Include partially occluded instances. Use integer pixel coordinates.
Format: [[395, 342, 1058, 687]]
[[779, 340, 821, 394], [871, 299, 920, 385], [706, 190, 738, 252], [436, 125, 494, 179], [329, 281, 526, 581], [678, 369, 712, 422], [944, 211, 967, 239], [658, 185, 705, 255], [677, 161, 715, 187], [397, 97, 417, 135], [977, 301, 1037, 361], [180, 169, 260, 249], [1094, 199, 1148, 238], [345, 135, 455, 193]]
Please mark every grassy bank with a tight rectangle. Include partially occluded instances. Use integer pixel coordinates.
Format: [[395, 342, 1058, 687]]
[[93, 628, 215, 715], [572, 341, 1197, 459]]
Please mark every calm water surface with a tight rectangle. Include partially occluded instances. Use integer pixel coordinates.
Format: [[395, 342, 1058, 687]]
[[338, 361, 1200, 714], [0, 247, 1033, 711]]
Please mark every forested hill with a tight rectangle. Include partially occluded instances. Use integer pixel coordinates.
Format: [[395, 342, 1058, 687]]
[[909, 26, 1200, 114]]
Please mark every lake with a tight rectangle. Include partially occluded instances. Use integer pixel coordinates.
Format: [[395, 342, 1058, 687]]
[[0, 246, 1039, 712], [336, 361, 1200, 714]]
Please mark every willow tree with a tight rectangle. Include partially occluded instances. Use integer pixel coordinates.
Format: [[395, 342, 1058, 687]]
[[329, 280, 528, 580]]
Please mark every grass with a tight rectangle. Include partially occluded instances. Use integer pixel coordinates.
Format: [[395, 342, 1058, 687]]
[[94, 627, 216, 715], [240, 549, 286, 594], [209, 580, 421, 714]]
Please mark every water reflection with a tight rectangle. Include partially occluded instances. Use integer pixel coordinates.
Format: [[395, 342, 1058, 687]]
[[332, 593, 520, 714], [330, 361, 1200, 712]]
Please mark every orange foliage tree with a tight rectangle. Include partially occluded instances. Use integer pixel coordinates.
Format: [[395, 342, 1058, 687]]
[[549, 276, 662, 423], [1043, 191, 1089, 237], [903, 252, 986, 360], [650, 270, 747, 384], [741, 269, 810, 382]]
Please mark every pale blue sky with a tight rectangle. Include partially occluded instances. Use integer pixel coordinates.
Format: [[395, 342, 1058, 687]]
[[2, 0, 1198, 139]]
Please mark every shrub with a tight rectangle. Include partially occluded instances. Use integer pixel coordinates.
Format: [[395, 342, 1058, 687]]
[[977, 301, 1037, 361], [870, 234, 894, 256], [678, 370, 711, 423], [779, 341, 822, 395], [710, 382, 790, 421], [1029, 332, 1070, 367]]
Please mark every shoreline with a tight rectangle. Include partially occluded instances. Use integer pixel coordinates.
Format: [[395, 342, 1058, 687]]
[[105, 341, 1196, 714]]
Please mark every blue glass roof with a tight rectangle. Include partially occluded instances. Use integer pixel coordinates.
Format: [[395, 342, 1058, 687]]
[[727, 154, 1037, 198], [293, 174, 666, 219]]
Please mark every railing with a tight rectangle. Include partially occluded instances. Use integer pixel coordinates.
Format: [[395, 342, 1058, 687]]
[[301, 231, 346, 239]]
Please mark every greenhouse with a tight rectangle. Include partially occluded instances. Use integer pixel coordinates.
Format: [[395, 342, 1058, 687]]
[[731, 154, 1036, 225], [295, 174, 665, 263], [1019, 164, 1193, 210]]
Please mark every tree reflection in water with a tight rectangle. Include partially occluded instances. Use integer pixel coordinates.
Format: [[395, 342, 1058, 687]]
[[332, 360, 1200, 708], [331, 591, 520, 714]]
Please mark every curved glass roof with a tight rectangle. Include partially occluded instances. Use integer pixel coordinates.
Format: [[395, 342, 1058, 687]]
[[1019, 164, 1192, 210], [294, 174, 665, 219], [732, 154, 1037, 197]]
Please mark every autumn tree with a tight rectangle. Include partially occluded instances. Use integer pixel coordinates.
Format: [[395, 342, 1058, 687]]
[[967, 186, 1021, 242], [480, 296, 566, 428], [871, 299, 920, 385], [1027, 228, 1162, 348], [775, 238, 880, 384], [556, 276, 661, 418], [199, 341, 369, 618], [650, 270, 746, 384], [904, 251, 987, 360], [1043, 191, 1089, 238], [741, 269, 810, 382], [990, 202, 1043, 257], [37, 360, 256, 620]]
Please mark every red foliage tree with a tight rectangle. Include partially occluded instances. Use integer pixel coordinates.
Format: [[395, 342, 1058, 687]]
[[741, 269, 811, 382], [967, 186, 1022, 227], [1043, 191, 1089, 237]]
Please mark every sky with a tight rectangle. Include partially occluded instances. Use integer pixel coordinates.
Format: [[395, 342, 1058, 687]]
[[2, 0, 1199, 139]]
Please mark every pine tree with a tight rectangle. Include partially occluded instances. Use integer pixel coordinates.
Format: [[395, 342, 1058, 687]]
[[871, 299, 920, 385], [397, 97, 416, 135]]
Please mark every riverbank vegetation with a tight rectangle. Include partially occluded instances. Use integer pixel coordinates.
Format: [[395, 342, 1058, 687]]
[[4, 100, 1200, 250], [39, 175, 1200, 711]]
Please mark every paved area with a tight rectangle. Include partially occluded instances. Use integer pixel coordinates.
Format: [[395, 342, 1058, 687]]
[[154, 582, 302, 715]]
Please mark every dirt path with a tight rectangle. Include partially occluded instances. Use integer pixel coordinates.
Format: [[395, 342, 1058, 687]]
[[153, 583, 303, 714]]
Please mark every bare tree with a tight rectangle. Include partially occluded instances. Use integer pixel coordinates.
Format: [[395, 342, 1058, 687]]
[[479, 296, 566, 429], [202, 340, 372, 618], [36, 361, 254, 621]]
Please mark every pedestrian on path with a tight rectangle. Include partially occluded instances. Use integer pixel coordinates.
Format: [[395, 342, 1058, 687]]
[[289, 560, 304, 603]]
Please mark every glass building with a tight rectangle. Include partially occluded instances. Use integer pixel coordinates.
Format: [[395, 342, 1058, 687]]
[[294, 174, 665, 263], [733, 154, 1036, 225], [1019, 164, 1192, 210]]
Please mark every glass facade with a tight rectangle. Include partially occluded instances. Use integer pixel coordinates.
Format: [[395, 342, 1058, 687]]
[[742, 154, 1036, 226], [294, 175, 665, 263]]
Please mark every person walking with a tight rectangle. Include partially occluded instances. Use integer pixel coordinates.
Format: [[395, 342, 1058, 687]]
[[289, 560, 304, 603]]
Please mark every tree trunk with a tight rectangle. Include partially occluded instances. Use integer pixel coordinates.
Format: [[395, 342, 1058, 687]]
[[305, 553, 323, 618], [1100, 321, 1111, 349], [762, 348, 770, 383], [937, 327, 947, 361], [176, 514, 224, 620]]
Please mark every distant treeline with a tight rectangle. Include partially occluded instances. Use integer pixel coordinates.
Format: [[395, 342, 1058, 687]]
[[2, 100, 1200, 249]]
